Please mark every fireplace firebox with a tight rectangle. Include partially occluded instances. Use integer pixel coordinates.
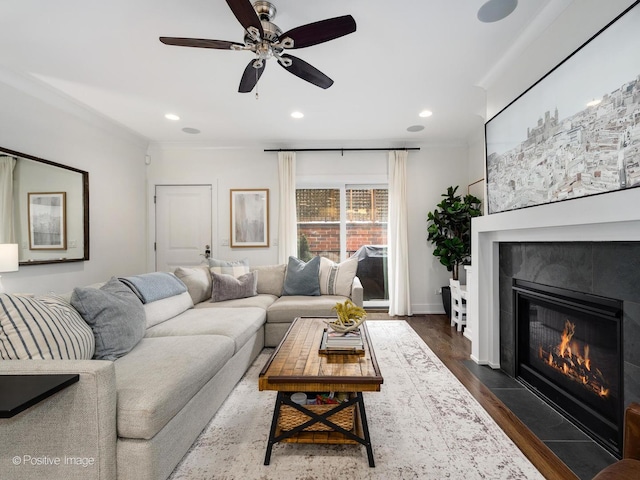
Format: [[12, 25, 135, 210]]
[[514, 279, 623, 455]]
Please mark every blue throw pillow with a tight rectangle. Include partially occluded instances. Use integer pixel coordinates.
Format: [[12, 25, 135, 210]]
[[283, 256, 321, 296], [71, 277, 146, 361]]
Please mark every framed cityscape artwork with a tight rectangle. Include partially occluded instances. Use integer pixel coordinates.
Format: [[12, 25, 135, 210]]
[[230, 189, 269, 248], [485, 0, 640, 214]]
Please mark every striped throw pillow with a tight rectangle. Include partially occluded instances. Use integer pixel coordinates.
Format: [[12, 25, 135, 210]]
[[319, 256, 359, 297], [0, 294, 95, 360]]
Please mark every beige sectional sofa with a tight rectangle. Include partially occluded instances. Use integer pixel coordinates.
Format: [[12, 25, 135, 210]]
[[0, 261, 363, 480]]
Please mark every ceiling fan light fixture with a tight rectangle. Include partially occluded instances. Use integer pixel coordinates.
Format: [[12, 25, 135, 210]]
[[291, 111, 304, 119], [419, 110, 433, 118], [165, 113, 180, 121], [160, 1, 356, 92], [477, 0, 518, 23]]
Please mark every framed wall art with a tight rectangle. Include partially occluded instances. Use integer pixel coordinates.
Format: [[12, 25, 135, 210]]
[[485, 0, 640, 214], [230, 189, 269, 248], [28, 192, 67, 250]]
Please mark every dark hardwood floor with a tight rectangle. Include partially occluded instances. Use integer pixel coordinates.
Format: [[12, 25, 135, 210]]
[[367, 312, 578, 480]]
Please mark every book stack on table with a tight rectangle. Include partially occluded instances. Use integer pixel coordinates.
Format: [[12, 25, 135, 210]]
[[319, 328, 364, 354]]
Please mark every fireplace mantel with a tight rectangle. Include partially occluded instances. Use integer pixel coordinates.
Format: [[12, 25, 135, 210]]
[[468, 187, 640, 367]]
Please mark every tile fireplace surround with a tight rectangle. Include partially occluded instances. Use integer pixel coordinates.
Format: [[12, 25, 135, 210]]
[[468, 187, 640, 380], [467, 187, 640, 455]]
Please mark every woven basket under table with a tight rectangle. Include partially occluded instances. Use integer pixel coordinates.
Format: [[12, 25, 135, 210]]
[[279, 403, 355, 432]]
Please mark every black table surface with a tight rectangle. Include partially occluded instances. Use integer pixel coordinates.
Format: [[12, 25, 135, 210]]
[[0, 374, 80, 418]]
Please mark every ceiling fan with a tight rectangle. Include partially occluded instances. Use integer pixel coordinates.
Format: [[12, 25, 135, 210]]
[[160, 0, 356, 93]]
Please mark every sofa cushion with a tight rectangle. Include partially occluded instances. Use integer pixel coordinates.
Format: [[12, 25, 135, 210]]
[[114, 335, 235, 440], [211, 271, 257, 302], [145, 307, 266, 353], [174, 265, 212, 304], [319, 256, 358, 296], [282, 256, 321, 296], [196, 293, 277, 310], [143, 291, 193, 328], [0, 294, 95, 360], [71, 277, 146, 361], [251, 264, 286, 296], [267, 295, 349, 323], [209, 257, 250, 277]]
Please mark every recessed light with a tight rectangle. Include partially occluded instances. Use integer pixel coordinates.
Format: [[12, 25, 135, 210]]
[[419, 110, 433, 118], [165, 113, 180, 121], [182, 127, 201, 134], [586, 99, 602, 107], [407, 125, 425, 132], [291, 111, 304, 119], [477, 0, 518, 23]]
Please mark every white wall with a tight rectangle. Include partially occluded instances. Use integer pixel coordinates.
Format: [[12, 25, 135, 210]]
[[147, 142, 469, 314], [0, 70, 149, 294], [145, 145, 280, 269], [407, 145, 469, 313]]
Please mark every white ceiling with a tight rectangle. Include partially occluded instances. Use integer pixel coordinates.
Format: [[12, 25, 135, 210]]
[[0, 0, 567, 147]]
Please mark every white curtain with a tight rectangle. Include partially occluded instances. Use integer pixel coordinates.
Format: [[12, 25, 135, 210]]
[[387, 150, 412, 316], [278, 151, 297, 263], [0, 156, 16, 243]]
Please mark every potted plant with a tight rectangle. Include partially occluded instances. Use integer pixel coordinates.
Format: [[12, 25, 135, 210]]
[[427, 186, 482, 317]]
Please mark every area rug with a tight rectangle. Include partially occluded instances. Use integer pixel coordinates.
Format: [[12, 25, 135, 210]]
[[168, 321, 544, 479]]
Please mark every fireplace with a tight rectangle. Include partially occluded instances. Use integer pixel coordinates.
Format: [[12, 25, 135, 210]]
[[514, 279, 624, 455]]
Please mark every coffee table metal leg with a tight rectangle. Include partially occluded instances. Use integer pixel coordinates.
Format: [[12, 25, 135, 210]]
[[264, 391, 284, 465], [356, 392, 375, 467]]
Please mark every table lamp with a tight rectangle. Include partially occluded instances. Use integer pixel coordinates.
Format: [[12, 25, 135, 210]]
[[0, 243, 19, 294]]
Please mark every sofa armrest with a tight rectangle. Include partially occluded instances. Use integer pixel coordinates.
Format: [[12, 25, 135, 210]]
[[624, 402, 640, 460], [351, 276, 363, 307], [0, 360, 117, 480]]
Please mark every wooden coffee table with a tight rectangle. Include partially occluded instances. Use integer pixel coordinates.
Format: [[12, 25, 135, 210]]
[[259, 317, 383, 467]]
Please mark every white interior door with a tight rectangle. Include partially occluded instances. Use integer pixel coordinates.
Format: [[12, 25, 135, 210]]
[[155, 185, 212, 272]]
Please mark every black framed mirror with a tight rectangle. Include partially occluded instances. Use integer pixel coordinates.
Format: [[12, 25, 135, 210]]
[[0, 146, 89, 265]]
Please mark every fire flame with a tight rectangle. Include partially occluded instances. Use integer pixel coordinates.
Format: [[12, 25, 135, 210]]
[[538, 319, 609, 398], [559, 321, 575, 356]]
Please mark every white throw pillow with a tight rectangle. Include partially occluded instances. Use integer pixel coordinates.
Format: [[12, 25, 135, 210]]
[[0, 294, 95, 360], [250, 264, 286, 296], [319, 256, 358, 297], [174, 265, 212, 304]]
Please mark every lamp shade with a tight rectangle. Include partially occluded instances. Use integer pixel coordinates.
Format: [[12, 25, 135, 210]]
[[0, 244, 19, 273]]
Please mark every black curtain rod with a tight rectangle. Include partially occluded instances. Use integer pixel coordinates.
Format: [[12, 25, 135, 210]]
[[264, 147, 420, 154]]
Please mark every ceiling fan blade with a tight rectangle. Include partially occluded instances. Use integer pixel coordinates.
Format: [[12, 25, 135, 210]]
[[279, 54, 333, 89], [280, 15, 356, 49], [159, 37, 243, 50], [225, 0, 264, 39], [239, 60, 266, 93]]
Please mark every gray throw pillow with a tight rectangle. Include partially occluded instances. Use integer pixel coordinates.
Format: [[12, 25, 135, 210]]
[[211, 271, 258, 302], [282, 256, 321, 296], [71, 277, 146, 361]]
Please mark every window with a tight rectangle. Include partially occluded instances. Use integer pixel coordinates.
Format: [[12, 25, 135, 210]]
[[296, 186, 388, 305]]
